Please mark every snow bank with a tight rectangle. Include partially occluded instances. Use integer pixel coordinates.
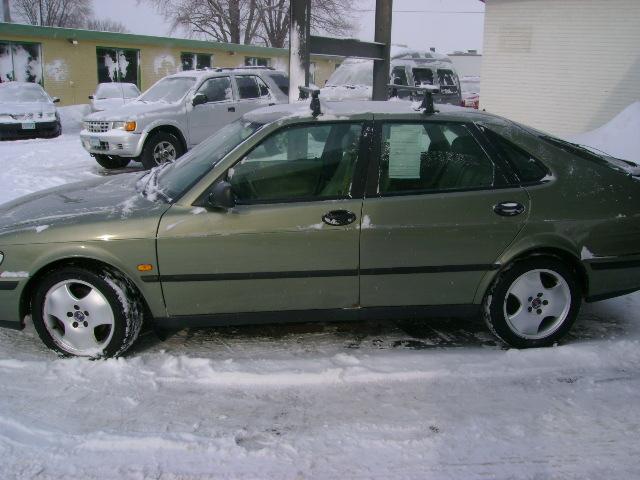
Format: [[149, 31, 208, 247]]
[[567, 101, 640, 164], [57, 104, 91, 134]]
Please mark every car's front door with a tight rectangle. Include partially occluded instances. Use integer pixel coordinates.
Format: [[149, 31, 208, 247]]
[[188, 76, 239, 145], [157, 121, 368, 317], [360, 120, 530, 307]]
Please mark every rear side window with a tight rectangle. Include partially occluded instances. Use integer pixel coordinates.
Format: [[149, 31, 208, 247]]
[[391, 66, 408, 86], [269, 73, 289, 95], [198, 76, 233, 102], [236, 75, 260, 99], [378, 122, 501, 194], [482, 127, 548, 183]]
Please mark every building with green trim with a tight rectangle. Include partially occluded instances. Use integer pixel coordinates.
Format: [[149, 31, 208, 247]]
[[0, 23, 340, 105]]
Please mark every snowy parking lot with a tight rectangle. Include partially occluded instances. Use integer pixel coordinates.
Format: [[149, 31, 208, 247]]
[[1, 116, 640, 479]]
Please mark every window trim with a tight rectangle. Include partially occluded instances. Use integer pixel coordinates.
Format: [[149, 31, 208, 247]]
[[476, 123, 552, 186], [181, 51, 213, 71], [221, 121, 372, 206], [366, 119, 513, 198], [196, 75, 235, 104]]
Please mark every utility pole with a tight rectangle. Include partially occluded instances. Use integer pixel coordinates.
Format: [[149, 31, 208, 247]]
[[372, 0, 393, 101], [2, 0, 11, 23], [39, 0, 44, 26]]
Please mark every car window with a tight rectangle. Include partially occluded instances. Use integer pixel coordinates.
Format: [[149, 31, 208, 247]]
[[255, 76, 270, 97], [198, 76, 233, 102], [0, 83, 49, 102], [236, 75, 261, 100], [95, 83, 123, 99], [122, 84, 140, 98], [139, 77, 196, 103], [391, 66, 408, 86], [437, 69, 458, 94], [228, 123, 363, 203], [268, 73, 289, 95], [481, 127, 548, 183], [412, 68, 434, 86], [378, 122, 500, 194]]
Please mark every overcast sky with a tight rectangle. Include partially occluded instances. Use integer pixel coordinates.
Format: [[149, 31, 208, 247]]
[[92, 0, 485, 54]]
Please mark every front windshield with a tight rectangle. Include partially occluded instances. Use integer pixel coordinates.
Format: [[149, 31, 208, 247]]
[[96, 83, 124, 99], [154, 119, 263, 200], [139, 77, 196, 103], [327, 60, 373, 86], [0, 83, 49, 102]]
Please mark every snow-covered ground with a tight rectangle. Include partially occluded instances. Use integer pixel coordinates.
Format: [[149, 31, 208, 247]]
[[1, 105, 640, 479]]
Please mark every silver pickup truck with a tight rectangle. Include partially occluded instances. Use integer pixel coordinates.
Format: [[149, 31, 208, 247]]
[[80, 67, 289, 169]]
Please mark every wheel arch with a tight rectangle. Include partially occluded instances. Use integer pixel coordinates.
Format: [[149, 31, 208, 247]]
[[20, 257, 155, 324], [144, 124, 188, 153], [474, 246, 588, 304]]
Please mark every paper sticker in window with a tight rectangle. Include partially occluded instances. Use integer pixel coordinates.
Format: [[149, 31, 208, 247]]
[[387, 125, 427, 179]]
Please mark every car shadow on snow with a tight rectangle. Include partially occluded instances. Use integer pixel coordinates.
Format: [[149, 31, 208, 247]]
[[128, 294, 638, 357]]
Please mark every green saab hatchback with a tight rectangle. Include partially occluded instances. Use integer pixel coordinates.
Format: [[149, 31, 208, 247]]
[[1, 99, 640, 358]]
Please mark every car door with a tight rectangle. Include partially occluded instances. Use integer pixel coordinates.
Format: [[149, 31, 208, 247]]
[[156, 121, 369, 317], [359, 120, 530, 307], [188, 76, 239, 145], [234, 74, 274, 117]]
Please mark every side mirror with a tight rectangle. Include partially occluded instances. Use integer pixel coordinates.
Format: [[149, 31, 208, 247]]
[[192, 92, 208, 107], [52, 97, 61, 103], [88, 95, 94, 100], [207, 181, 235, 209]]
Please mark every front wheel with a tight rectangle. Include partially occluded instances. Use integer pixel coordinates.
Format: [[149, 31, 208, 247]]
[[32, 267, 144, 358], [140, 131, 184, 170], [94, 154, 130, 170], [483, 258, 581, 348]]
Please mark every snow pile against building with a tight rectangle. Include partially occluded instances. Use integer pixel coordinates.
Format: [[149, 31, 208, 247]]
[[568, 102, 640, 165]]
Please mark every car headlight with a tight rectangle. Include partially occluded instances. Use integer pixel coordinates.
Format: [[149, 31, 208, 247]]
[[42, 112, 56, 120], [112, 121, 136, 132], [83, 121, 90, 130]]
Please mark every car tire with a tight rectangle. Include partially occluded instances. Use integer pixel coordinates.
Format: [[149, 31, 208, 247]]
[[31, 266, 144, 358], [140, 131, 184, 170], [94, 154, 130, 170], [483, 257, 581, 348]]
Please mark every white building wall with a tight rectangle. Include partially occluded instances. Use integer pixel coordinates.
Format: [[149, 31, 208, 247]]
[[480, 0, 640, 136]]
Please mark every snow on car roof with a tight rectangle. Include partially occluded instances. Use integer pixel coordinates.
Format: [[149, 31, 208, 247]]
[[167, 68, 287, 79]]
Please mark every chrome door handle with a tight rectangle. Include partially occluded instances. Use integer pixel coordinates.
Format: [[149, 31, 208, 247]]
[[493, 201, 525, 217], [322, 210, 357, 226]]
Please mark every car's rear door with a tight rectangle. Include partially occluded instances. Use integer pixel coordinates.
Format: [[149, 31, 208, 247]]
[[188, 76, 239, 145], [233, 74, 274, 116], [156, 120, 370, 317], [359, 118, 530, 307]]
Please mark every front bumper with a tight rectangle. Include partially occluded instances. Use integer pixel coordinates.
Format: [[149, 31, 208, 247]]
[[80, 129, 144, 157], [0, 121, 61, 140], [0, 277, 27, 330]]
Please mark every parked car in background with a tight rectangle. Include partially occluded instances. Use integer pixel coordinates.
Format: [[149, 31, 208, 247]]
[[80, 67, 289, 170], [3, 96, 640, 358], [89, 82, 140, 113], [322, 49, 462, 106], [461, 76, 481, 109], [0, 82, 61, 140]]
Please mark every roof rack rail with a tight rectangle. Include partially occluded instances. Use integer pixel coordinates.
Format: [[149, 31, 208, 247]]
[[388, 84, 440, 114], [213, 66, 275, 72], [298, 86, 322, 118]]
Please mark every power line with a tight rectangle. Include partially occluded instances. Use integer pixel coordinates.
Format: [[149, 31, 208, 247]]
[[359, 10, 484, 14]]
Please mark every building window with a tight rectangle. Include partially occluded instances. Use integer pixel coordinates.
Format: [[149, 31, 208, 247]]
[[96, 47, 140, 86], [181, 52, 212, 71], [245, 57, 270, 67], [0, 41, 43, 84]]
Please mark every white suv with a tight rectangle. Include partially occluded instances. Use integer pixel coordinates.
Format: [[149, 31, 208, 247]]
[[80, 68, 289, 170]]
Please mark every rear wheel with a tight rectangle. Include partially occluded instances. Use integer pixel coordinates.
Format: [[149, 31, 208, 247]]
[[140, 131, 184, 170], [32, 267, 143, 358], [94, 154, 130, 170], [483, 258, 581, 348]]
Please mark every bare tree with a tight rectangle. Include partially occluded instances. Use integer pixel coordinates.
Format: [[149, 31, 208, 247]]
[[143, 0, 359, 47], [12, 0, 93, 28], [144, 0, 262, 45], [85, 18, 129, 33]]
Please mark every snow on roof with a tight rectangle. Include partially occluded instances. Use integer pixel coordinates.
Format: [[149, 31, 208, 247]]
[[567, 102, 640, 165]]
